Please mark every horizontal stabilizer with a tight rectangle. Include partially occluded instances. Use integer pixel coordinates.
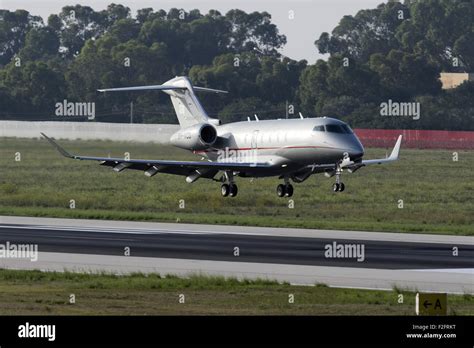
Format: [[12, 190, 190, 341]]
[[98, 85, 227, 94], [98, 85, 183, 93], [193, 86, 228, 94], [97, 76, 226, 128]]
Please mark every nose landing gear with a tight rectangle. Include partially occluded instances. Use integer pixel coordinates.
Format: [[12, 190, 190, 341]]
[[332, 163, 345, 192], [332, 182, 345, 192]]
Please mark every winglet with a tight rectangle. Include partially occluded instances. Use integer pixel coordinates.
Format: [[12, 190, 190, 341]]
[[40, 133, 74, 158], [359, 134, 402, 166], [388, 135, 402, 160]]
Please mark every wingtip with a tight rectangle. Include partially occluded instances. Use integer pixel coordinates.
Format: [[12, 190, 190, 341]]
[[40, 132, 73, 158], [389, 134, 403, 160]]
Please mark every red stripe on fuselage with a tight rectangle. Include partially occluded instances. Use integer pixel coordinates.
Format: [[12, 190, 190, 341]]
[[193, 145, 340, 154]]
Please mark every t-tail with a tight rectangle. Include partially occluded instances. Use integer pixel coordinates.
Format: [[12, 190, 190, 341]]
[[98, 76, 227, 128]]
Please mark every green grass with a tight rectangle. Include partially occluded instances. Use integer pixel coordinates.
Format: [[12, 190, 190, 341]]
[[0, 137, 473, 235], [0, 269, 472, 315]]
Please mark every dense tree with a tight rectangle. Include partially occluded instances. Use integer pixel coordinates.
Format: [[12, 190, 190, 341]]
[[189, 52, 306, 122], [318, 0, 474, 72], [298, 60, 330, 115], [0, 10, 43, 65], [18, 27, 60, 61], [218, 97, 282, 123], [225, 10, 286, 55], [305, 0, 474, 130], [369, 50, 441, 98], [0, 2, 473, 130], [316, 2, 408, 62], [0, 61, 66, 114]]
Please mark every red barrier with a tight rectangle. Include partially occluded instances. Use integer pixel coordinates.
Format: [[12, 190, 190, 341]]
[[354, 129, 474, 149]]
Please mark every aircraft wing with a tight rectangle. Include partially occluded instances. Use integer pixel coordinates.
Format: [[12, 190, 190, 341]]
[[344, 134, 402, 172], [41, 133, 272, 179], [359, 134, 402, 166]]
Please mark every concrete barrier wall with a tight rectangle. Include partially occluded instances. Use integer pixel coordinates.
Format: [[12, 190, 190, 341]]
[[0, 121, 180, 143], [2, 121, 473, 149]]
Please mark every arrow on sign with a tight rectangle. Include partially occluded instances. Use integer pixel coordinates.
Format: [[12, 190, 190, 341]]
[[423, 300, 432, 308]]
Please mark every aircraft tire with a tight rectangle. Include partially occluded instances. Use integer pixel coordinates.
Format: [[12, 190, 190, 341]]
[[277, 184, 286, 197], [221, 184, 230, 197], [339, 182, 345, 192], [229, 184, 238, 197]]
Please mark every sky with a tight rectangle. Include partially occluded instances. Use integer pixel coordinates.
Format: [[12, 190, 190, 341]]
[[1, 0, 387, 63]]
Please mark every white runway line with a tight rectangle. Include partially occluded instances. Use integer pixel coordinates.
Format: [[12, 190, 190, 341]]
[[408, 268, 474, 274], [0, 252, 472, 294], [0, 224, 274, 236], [0, 224, 213, 235]]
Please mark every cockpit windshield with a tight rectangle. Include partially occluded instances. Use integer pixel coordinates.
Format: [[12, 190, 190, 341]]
[[325, 124, 346, 134], [340, 124, 353, 134], [313, 123, 354, 134]]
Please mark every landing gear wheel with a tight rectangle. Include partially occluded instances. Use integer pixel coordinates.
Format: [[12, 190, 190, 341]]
[[277, 184, 286, 197], [285, 184, 294, 197], [221, 184, 230, 197], [332, 182, 345, 192], [229, 184, 238, 197], [339, 182, 345, 192]]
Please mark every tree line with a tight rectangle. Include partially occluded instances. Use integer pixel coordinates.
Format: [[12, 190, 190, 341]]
[[0, 1, 473, 130]]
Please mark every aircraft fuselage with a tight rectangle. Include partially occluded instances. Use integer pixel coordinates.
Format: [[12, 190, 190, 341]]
[[194, 117, 365, 178]]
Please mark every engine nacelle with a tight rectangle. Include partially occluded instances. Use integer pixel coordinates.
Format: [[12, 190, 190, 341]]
[[170, 123, 218, 150]]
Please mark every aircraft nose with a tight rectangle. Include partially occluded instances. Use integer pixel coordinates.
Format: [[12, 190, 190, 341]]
[[348, 138, 364, 160]]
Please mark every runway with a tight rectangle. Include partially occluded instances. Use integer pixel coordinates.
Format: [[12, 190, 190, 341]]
[[0, 216, 473, 293]]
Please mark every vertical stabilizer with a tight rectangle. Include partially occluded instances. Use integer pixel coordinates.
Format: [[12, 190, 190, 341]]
[[162, 76, 211, 128], [98, 76, 226, 128]]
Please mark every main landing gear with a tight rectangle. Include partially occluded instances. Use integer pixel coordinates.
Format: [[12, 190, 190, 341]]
[[276, 177, 294, 197], [221, 183, 238, 197], [277, 184, 294, 197], [332, 163, 345, 192], [221, 171, 238, 197]]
